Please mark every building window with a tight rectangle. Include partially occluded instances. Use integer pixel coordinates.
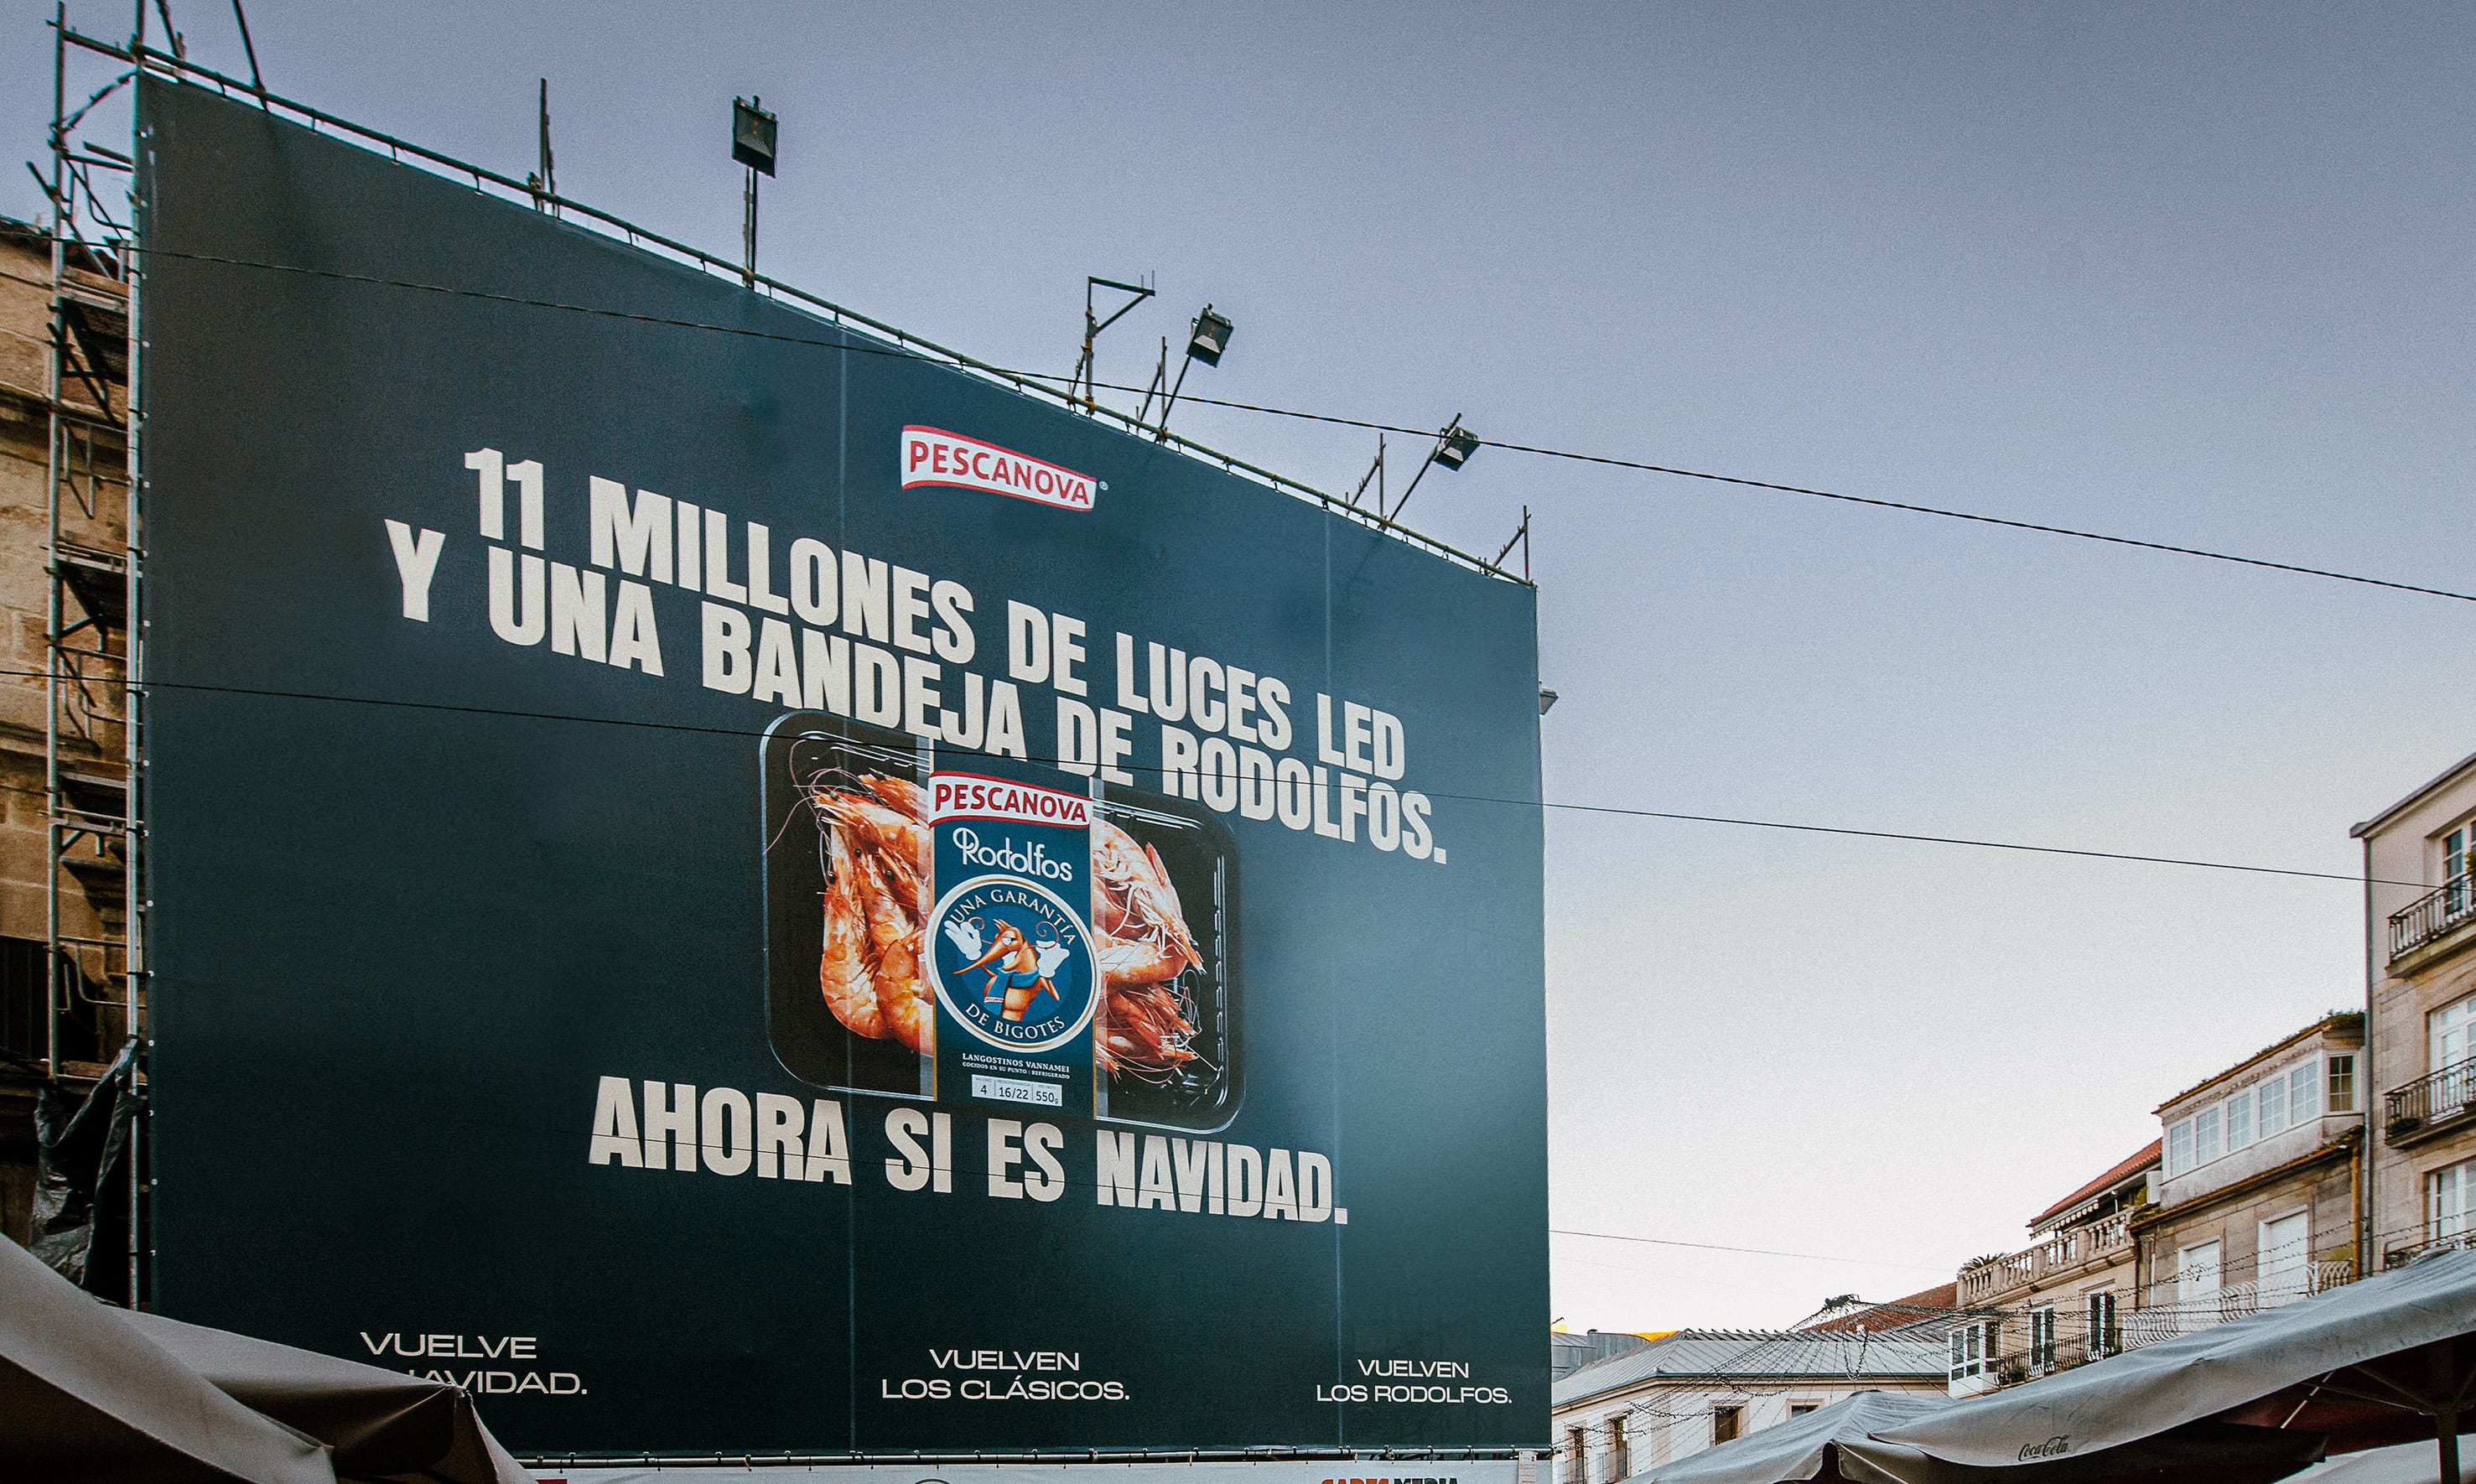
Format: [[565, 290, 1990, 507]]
[[2261, 1210, 2311, 1305], [2085, 1289, 2119, 1357], [2194, 1106, 2223, 1164], [1711, 1405, 1742, 1445], [2432, 1160, 2476, 1244], [2260, 1072, 2288, 1138], [2167, 1118, 2194, 1176], [2436, 999, 2476, 1077], [2448, 825, 2475, 897], [1607, 1414, 1628, 1481], [1565, 1427, 1587, 1484], [2328, 1054, 2356, 1113], [2028, 1306, 2057, 1370], [2226, 1090, 2254, 1150], [1788, 1403, 1819, 1417], [1948, 1320, 1997, 1385], [2291, 1061, 2322, 1122], [2179, 1239, 2223, 1305]]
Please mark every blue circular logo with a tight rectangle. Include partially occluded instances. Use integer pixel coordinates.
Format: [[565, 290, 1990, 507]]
[[927, 874, 1096, 1052]]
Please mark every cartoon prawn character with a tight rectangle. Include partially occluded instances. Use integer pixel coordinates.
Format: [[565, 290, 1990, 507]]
[[953, 918, 1065, 1023]]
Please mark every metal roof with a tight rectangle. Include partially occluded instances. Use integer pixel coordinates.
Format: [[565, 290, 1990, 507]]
[[1552, 1329, 1946, 1409]]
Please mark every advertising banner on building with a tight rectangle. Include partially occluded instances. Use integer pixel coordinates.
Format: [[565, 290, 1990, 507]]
[[137, 77, 1546, 1457]]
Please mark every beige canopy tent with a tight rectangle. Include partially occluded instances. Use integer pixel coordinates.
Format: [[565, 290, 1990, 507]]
[[1839, 1246, 2476, 1484], [1632, 1390, 1950, 1484], [2293, 1439, 2476, 1484], [0, 1232, 528, 1484]]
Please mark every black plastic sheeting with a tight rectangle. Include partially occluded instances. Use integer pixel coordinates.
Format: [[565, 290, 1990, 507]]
[[33, 1037, 136, 1302]]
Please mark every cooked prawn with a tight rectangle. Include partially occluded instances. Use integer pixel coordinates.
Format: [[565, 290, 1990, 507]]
[[818, 826, 883, 1039]]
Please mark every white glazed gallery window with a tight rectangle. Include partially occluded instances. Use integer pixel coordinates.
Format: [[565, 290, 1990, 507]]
[[2178, 1239, 2223, 1305], [2167, 1118, 2194, 1176], [2432, 1160, 2476, 1245], [2290, 1060, 2322, 1123], [2260, 1210, 2311, 1306], [2260, 1071, 2289, 1137], [2194, 1105, 2224, 1164], [2226, 1089, 2255, 1149]]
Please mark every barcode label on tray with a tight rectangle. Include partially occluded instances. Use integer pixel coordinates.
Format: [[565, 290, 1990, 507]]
[[972, 1075, 1062, 1108]]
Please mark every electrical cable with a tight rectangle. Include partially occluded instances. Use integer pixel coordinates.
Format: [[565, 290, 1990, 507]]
[[90, 241, 2476, 608], [0, 664, 2420, 890]]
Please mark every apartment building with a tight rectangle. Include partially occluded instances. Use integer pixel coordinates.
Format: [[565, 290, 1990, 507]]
[[2357, 754, 2476, 1269], [2130, 1014, 2363, 1336], [1945, 1142, 2153, 1394], [1551, 1329, 1945, 1484]]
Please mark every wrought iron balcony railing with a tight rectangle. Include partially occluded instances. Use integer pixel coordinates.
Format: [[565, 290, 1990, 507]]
[[2385, 1056, 2476, 1141], [2391, 877, 2476, 962]]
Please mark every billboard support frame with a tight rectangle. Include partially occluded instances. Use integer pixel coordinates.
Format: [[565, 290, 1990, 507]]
[[61, 23, 1532, 589], [37, 3, 148, 1309]]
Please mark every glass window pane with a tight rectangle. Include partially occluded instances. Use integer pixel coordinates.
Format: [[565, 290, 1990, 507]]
[[2261, 1075, 2287, 1136], [2169, 1119, 2194, 1175], [2228, 1092, 2254, 1149], [2328, 1055, 2355, 1113], [2196, 1106, 2223, 1163], [2292, 1064, 2320, 1121]]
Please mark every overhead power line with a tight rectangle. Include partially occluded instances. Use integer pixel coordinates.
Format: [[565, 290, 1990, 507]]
[[1551, 1227, 1949, 1273], [0, 666, 2417, 890], [103, 242, 2476, 609]]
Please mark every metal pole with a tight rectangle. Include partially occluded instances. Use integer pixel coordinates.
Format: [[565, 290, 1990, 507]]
[[2440, 1407, 2460, 1484], [44, 1, 67, 1078], [742, 166, 758, 287], [124, 49, 148, 1310], [230, 0, 266, 104]]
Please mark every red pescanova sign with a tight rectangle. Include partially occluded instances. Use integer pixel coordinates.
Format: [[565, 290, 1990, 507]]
[[902, 427, 1095, 511]]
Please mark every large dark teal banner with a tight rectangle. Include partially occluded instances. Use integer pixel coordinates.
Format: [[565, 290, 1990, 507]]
[[138, 76, 1546, 1457]]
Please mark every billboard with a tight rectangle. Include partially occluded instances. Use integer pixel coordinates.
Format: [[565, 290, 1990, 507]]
[[137, 76, 1546, 1458]]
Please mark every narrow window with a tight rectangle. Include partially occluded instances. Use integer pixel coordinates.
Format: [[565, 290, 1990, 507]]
[[2328, 1054, 2356, 1114], [1566, 1427, 1587, 1484], [1607, 1414, 1629, 1481], [2085, 1290, 2119, 1357], [2029, 1306, 2057, 1369], [2432, 1161, 2476, 1244], [2226, 1090, 2254, 1149], [2167, 1118, 2194, 1175], [2291, 1062, 2321, 1122], [1711, 1405, 1742, 1445], [2194, 1105, 2223, 1164], [2259, 1073, 2288, 1137]]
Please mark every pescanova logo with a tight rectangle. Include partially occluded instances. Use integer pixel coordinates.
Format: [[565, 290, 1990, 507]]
[[901, 426, 1096, 511], [928, 874, 1097, 1052]]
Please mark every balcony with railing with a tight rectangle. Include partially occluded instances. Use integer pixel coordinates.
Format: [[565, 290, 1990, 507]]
[[1955, 1210, 2136, 1307], [2390, 877, 2476, 966], [2121, 1262, 2355, 1350], [2385, 1056, 2476, 1145]]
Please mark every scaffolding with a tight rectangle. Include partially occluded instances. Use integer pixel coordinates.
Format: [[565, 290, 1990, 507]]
[[39, 1, 143, 1305]]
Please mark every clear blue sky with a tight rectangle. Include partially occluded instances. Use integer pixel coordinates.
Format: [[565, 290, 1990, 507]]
[[12, 1, 2476, 1327]]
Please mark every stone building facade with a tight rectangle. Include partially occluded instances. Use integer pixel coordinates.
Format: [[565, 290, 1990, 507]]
[[2130, 1013, 2363, 1336], [1551, 1330, 1945, 1484], [2357, 753, 2476, 1269]]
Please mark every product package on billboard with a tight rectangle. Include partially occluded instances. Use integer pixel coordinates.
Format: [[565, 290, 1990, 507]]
[[136, 74, 1548, 1461], [766, 721, 1240, 1129]]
